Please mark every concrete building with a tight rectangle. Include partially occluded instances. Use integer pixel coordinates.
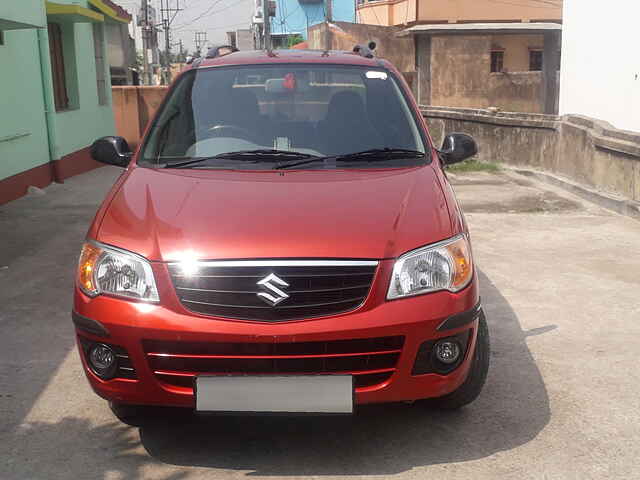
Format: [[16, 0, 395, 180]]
[[106, 15, 136, 85], [0, 0, 131, 204], [227, 29, 254, 50], [269, 0, 355, 44], [347, 0, 563, 113], [128, 4, 162, 84], [559, 0, 640, 132], [356, 0, 561, 28], [400, 23, 561, 114]]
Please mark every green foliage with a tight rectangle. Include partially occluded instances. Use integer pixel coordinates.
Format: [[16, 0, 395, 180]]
[[286, 34, 304, 48]]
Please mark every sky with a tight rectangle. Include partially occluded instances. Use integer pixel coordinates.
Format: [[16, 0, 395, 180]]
[[116, 0, 255, 53]]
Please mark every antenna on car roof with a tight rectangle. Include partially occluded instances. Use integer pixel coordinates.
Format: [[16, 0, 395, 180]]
[[353, 41, 376, 59]]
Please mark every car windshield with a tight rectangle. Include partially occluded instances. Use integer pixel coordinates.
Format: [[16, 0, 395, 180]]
[[139, 64, 428, 169]]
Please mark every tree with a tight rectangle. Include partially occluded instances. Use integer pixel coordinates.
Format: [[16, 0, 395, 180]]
[[287, 34, 304, 48]]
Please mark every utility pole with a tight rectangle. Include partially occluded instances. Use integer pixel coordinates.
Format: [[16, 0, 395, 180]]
[[194, 31, 207, 56], [160, 0, 182, 84], [263, 0, 271, 50], [325, 0, 333, 51], [163, 16, 170, 83], [141, 0, 151, 85]]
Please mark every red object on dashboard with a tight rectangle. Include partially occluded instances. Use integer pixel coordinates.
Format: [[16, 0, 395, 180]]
[[283, 72, 296, 90]]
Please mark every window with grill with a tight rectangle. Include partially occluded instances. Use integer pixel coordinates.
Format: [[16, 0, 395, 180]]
[[48, 23, 69, 111], [490, 50, 504, 73], [529, 50, 543, 71], [92, 24, 108, 105]]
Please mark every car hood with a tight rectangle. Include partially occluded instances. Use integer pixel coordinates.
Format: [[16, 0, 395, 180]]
[[97, 166, 453, 261]]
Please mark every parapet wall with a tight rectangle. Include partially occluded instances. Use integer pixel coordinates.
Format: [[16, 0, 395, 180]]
[[111, 85, 640, 206], [423, 106, 640, 204]]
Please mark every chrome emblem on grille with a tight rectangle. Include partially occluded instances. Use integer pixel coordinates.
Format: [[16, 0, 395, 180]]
[[256, 273, 290, 306]]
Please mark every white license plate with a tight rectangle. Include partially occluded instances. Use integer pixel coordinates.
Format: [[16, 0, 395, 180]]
[[195, 375, 353, 413]]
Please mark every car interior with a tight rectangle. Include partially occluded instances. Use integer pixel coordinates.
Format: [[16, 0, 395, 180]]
[[146, 66, 423, 161]]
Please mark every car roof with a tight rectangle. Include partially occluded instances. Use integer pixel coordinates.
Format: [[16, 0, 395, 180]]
[[194, 49, 390, 69]]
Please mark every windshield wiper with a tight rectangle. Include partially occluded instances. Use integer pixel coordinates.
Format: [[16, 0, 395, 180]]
[[275, 148, 425, 170], [161, 150, 319, 169]]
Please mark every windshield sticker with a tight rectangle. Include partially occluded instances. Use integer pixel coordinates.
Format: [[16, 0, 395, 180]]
[[366, 71, 388, 80]]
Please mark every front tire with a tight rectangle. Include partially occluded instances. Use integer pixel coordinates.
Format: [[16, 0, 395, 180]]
[[429, 310, 490, 409]]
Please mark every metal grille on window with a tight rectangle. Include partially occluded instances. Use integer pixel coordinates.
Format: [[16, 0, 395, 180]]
[[529, 50, 543, 71], [490, 50, 504, 73]]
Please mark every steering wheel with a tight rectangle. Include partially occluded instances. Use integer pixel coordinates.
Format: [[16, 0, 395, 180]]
[[197, 124, 256, 142]]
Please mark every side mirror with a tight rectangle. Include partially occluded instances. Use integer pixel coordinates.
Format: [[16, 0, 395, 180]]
[[439, 133, 478, 165], [90, 136, 132, 167]]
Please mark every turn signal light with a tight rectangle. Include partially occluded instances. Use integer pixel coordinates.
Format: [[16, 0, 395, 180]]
[[78, 243, 102, 295]]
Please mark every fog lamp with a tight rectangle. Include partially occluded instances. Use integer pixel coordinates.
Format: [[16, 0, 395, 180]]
[[88, 343, 117, 379], [434, 340, 461, 365]]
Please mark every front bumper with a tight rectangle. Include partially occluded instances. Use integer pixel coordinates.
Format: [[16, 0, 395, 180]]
[[73, 261, 480, 408]]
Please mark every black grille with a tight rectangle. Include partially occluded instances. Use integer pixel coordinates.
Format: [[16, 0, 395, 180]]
[[143, 336, 404, 391], [168, 262, 377, 321]]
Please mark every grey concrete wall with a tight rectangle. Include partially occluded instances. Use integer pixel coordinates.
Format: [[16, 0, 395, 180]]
[[428, 35, 548, 113], [307, 24, 552, 114], [308, 22, 415, 74], [235, 29, 254, 50], [429, 35, 491, 108], [423, 107, 640, 202]]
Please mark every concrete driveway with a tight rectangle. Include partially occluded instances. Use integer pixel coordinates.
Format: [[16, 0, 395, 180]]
[[1, 166, 639, 479]]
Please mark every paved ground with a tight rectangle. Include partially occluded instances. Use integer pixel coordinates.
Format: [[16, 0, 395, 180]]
[[1, 166, 639, 480]]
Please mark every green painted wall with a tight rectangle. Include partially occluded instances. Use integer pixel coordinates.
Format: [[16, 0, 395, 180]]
[[0, 0, 44, 30], [0, 0, 116, 182], [48, 0, 115, 159], [0, 29, 51, 179], [49, 20, 115, 158]]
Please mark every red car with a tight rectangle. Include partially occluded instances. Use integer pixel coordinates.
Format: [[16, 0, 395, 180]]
[[75, 49, 488, 422]]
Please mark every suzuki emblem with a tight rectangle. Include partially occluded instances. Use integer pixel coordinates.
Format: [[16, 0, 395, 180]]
[[256, 273, 290, 306]]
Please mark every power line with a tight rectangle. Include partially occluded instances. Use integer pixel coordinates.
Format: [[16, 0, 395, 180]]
[[206, 0, 251, 17], [180, 21, 251, 33], [159, 0, 182, 83], [173, 0, 249, 30], [194, 30, 207, 53], [276, 1, 304, 36], [172, 0, 228, 29]]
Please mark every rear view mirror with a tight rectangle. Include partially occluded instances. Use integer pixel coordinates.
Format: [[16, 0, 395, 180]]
[[439, 133, 478, 165], [90, 136, 132, 167]]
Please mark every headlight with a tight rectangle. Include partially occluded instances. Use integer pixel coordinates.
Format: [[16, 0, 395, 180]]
[[77, 241, 159, 302], [387, 235, 473, 299]]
